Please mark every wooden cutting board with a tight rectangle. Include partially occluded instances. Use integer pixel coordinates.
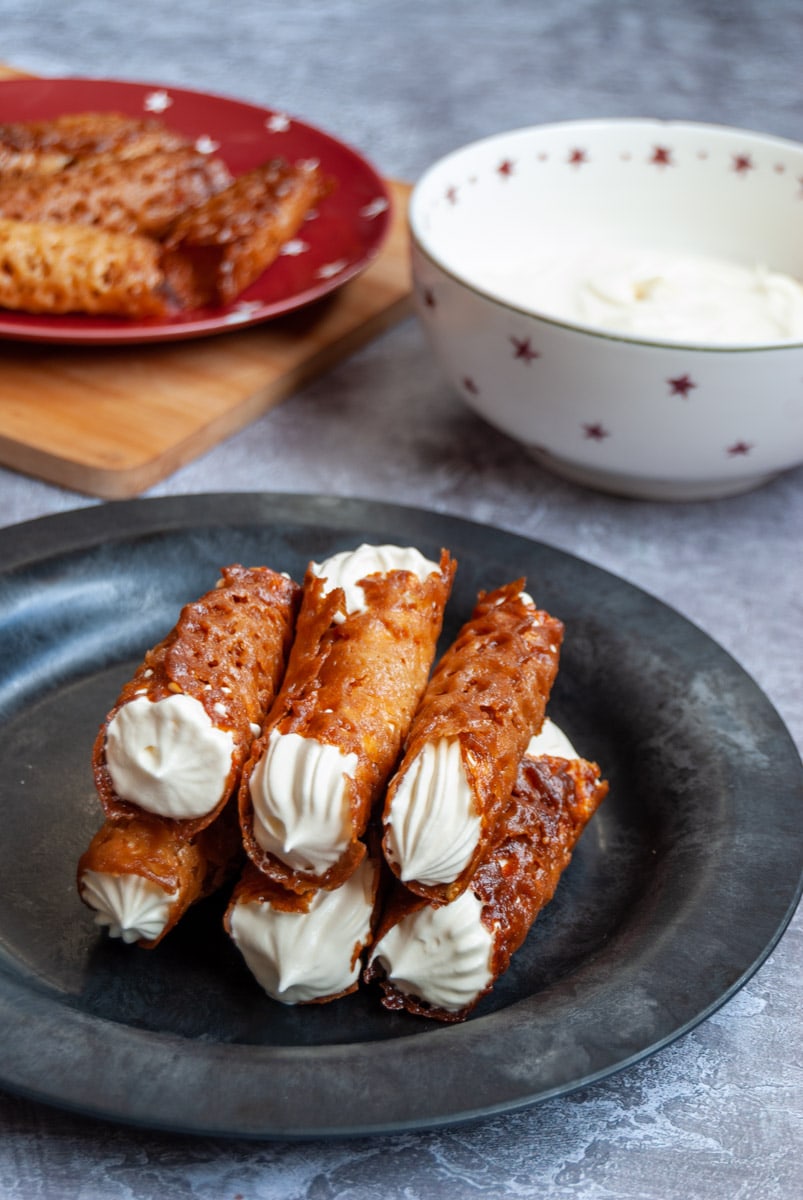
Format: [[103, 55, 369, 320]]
[[0, 65, 413, 499]]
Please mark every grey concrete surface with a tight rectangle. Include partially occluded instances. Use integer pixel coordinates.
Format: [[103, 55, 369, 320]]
[[0, 2, 800, 1197]]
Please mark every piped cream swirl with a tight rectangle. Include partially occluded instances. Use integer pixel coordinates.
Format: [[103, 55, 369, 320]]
[[371, 889, 494, 1013], [385, 739, 479, 886], [385, 718, 579, 888], [374, 720, 581, 1012], [229, 857, 377, 1004], [249, 729, 357, 873], [80, 870, 178, 945], [105, 693, 235, 820]]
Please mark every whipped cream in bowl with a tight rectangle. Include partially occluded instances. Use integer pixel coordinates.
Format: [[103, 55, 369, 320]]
[[410, 118, 803, 499], [476, 245, 803, 346]]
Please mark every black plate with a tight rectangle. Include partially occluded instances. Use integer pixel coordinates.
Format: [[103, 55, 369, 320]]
[[0, 493, 800, 1139]]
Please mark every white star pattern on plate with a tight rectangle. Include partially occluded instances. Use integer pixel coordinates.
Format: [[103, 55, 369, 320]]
[[143, 90, 172, 114], [222, 301, 264, 324], [265, 113, 291, 133], [194, 135, 220, 154], [298, 157, 321, 173], [280, 239, 309, 256], [316, 260, 348, 279], [360, 197, 389, 219], [0, 78, 391, 345]]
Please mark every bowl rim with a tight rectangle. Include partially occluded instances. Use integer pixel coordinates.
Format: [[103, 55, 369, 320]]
[[409, 117, 803, 354]]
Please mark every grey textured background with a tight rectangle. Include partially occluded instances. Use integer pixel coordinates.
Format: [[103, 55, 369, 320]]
[[0, 1, 801, 1198]]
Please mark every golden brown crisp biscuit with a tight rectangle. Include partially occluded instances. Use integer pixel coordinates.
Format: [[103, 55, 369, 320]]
[[0, 147, 72, 179], [77, 803, 244, 949], [382, 581, 564, 903], [0, 147, 232, 237], [239, 550, 455, 894], [93, 565, 301, 837], [165, 157, 333, 305], [0, 216, 171, 317], [0, 111, 191, 175]]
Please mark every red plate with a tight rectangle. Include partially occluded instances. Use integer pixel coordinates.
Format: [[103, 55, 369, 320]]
[[0, 77, 393, 344]]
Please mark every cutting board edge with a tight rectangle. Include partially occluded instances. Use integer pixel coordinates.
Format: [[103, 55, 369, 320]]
[[3, 289, 415, 500]]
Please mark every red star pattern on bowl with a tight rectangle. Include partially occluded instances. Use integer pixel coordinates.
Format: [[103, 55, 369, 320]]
[[668, 374, 698, 398], [510, 336, 539, 363], [410, 119, 803, 498], [650, 146, 673, 167]]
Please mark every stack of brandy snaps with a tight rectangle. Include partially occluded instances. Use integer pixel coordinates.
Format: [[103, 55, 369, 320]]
[[78, 544, 607, 1022], [0, 110, 330, 318]]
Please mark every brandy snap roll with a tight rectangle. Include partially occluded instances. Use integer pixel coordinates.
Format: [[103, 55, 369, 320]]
[[225, 844, 382, 1004], [366, 722, 608, 1022], [0, 111, 191, 176], [0, 216, 174, 317], [77, 805, 243, 949], [382, 581, 564, 903], [164, 157, 333, 305], [93, 565, 300, 837], [0, 147, 232, 237], [239, 544, 455, 894], [0, 146, 71, 179]]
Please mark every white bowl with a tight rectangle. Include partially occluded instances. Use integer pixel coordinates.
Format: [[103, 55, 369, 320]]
[[409, 119, 803, 500]]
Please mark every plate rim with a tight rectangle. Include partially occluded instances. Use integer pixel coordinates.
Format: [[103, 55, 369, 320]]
[[0, 491, 801, 1139], [0, 77, 392, 345]]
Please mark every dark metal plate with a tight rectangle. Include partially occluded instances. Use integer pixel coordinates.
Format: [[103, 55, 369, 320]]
[[0, 493, 800, 1138]]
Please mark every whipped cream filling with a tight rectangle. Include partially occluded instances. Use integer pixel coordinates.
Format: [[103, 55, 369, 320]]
[[105, 693, 235, 820], [385, 718, 578, 888], [80, 869, 178, 945], [310, 543, 440, 621], [250, 728, 357, 874], [229, 856, 376, 1004], [478, 244, 803, 344], [373, 720, 582, 1013], [525, 717, 579, 760], [385, 738, 480, 886], [371, 888, 494, 1013]]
